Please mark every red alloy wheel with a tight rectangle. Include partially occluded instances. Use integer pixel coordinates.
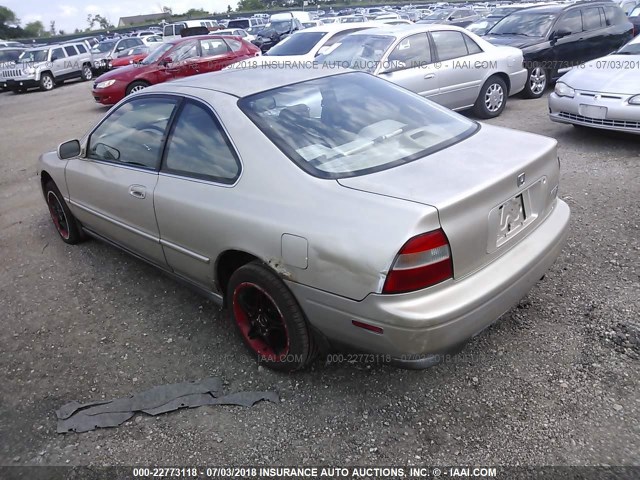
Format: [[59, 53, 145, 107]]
[[47, 190, 70, 240], [232, 282, 290, 361]]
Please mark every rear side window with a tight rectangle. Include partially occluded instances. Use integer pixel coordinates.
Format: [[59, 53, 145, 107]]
[[603, 6, 627, 25], [76, 44, 87, 53], [199, 38, 231, 56], [432, 31, 470, 61], [64, 46, 77, 56], [225, 38, 243, 52], [164, 101, 240, 183], [463, 34, 482, 54], [582, 7, 603, 31], [555, 10, 583, 34], [163, 25, 173, 36]]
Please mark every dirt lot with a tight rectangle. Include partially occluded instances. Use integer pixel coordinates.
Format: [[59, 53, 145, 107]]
[[0, 79, 638, 468]]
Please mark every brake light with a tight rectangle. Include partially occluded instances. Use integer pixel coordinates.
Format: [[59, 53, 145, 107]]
[[382, 229, 453, 294]]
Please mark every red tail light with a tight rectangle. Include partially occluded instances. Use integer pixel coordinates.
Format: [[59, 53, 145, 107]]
[[382, 229, 453, 294]]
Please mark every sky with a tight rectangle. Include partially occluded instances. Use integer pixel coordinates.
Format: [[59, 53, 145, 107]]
[[3, 0, 240, 33]]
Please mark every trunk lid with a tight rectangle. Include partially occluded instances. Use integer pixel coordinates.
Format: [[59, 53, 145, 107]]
[[337, 124, 560, 279]]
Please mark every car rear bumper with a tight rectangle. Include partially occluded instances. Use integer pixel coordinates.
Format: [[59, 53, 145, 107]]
[[287, 199, 570, 360], [508, 68, 527, 96], [549, 92, 640, 134]]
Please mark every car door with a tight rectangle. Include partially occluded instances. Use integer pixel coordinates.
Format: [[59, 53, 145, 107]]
[[63, 45, 79, 77], [377, 33, 438, 98], [165, 39, 200, 79], [548, 9, 585, 71], [65, 95, 179, 266], [49, 47, 68, 78], [581, 6, 609, 59], [154, 99, 242, 288], [429, 30, 486, 110], [197, 37, 239, 73]]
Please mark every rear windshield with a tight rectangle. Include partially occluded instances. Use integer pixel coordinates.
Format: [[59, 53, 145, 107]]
[[228, 19, 250, 29], [267, 32, 326, 56], [238, 72, 477, 179]]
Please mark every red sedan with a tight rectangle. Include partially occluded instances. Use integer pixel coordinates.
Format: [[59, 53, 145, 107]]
[[110, 46, 151, 68], [92, 35, 260, 105]]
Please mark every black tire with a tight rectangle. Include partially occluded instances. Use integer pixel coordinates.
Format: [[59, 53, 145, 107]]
[[473, 75, 508, 119], [39, 72, 55, 91], [227, 261, 316, 372], [44, 180, 83, 244], [81, 64, 93, 81], [126, 80, 149, 96], [521, 65, 548, 99]]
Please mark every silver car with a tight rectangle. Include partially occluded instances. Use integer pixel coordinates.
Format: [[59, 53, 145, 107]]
[[39, 68, 570, 371], [548, 35, 640, 134], [91, 37, 144, 72], [320, 24, 527, 118]]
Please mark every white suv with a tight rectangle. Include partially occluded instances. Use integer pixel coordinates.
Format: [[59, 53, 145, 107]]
[[0, 41, 93, 93]]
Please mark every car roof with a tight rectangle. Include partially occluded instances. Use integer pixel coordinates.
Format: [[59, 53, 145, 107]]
[[154, 66, 348, 98], [346, 23, 465, 36], [515, 2, 613, 14], [295, 21, 387, 33]]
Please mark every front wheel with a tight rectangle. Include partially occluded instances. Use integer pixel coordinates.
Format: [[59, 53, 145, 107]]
[[227, 261, 317, 371], [126, 80, 149, 96], [81, 64, 93, 81], [521, 65, 548, 99], [44, 181, 83, 244], [39, 73, 55, 91], [473, 76, 507, 119]]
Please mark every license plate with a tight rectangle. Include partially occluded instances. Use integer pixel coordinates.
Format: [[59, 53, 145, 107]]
[[497, 194, 526, 240], [579, 104, 607, 120]]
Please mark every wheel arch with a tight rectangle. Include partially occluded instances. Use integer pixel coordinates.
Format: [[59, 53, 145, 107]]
[[490, 72, 510, 94], [215, 250, 260, 305]]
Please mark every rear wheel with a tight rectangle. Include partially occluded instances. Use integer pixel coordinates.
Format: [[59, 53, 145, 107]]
[[522, 65, 548, 99], [227, 261, 316, 371], [39, 73, 54, 91], [126, 80, 149, 96], [44, 181, 83, 244], [473, 76, 507, 119]]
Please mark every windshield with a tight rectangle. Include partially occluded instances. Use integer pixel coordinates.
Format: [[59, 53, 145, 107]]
[[0, 50, 21, 62], [490, 7, 520, 17], [630, 6, 640, 17], [92, 41, 116, 53], [427, 10, 452, 20], [141, 43, 173, 64], [270, 20, 293, 34], [267, 32, 326, 55], [18, 49, 48, 62], [238, 72, 476, 179], [321, 34, 394, 73], [489, 12, 555, 37], [467, 19, 499, 34]]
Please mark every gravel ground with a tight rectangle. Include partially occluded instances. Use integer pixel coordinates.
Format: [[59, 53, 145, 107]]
[[0, 79, 638, 468]]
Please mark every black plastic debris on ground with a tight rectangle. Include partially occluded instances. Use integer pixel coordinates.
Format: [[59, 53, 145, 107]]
[[56, 377, 279, 433]]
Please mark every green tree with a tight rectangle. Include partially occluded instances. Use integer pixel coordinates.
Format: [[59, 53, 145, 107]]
[[162, 6, 173, 15], [0, 5, 22, 38], [183, 8, 209, 18], [24, 20, 45, 37], [237, 0, 264, 11]]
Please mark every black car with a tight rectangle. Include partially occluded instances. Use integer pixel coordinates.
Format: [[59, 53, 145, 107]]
[[252, 18, 303, 53], [484, 1, 633, 98]]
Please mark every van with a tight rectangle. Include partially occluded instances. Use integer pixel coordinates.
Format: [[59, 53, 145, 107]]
[[227, 17, 264, 30]]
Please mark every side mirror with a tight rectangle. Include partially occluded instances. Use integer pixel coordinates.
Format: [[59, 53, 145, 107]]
[[162, 56, 173, 66], [58, 139, 81, 160], [551, 28, 571, 41]]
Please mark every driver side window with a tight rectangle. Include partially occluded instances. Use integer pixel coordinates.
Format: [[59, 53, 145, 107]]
[[88, 97, 178, 170], [387, 33, 432, 71], [554, 10, 583, 35]]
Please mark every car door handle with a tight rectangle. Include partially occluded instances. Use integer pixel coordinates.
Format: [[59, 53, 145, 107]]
[[424, 73, 435, 79], [129, 185, 146, 199]]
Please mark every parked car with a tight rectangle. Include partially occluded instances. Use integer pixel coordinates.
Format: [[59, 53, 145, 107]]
[[0, 41, 93, 93], [0, 47, 25, 90], [320, 24, 527, 118], [163, 21, 220, 42], [418, 8, 481, 28], [465, 4, 543, 36], [92, 37, 144, 73], [91, 35, 260, 105], [110, 46, 151, 68], [548, 34, 640, 134], [339, 15, 369, 23], [484, 2, 633, 98], [41, 68, 570, 371], [302, 20, 324, 28], [215, 28, 256, 43], [140, 35, 164, 50], [227, 17, 265, 30], [629, 4, 640, 36], [252, 18, 304, 52]]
